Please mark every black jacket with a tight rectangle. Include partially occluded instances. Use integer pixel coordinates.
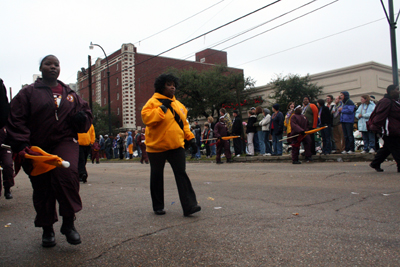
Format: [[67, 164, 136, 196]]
[[319, 106, 333, 126], [232, 116, 243, 135]]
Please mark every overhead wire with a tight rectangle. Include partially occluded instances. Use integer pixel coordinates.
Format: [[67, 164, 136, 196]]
[[235, 17, 388, 67], [134, 0, 226, 46], [77, 0, 282, 92]]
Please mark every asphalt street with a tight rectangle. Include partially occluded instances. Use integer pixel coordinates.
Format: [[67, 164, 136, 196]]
[[1, 160, 399, 266]]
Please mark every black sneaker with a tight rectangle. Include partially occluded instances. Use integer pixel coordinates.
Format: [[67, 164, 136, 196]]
[[292, 161, 301, 164]]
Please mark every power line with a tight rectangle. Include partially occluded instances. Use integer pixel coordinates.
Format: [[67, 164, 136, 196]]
[[77, 0, 282, 92], [134, 0, 226, 46], [179, 0, 318, 61], [235, 17, 387, 67], [221, 0, 339, 51]]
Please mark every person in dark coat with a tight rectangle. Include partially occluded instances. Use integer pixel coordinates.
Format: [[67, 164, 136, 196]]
[[289, 106, 312, 163], [214, 116, 232, 164], [0, 127, 15, 199], [369, 85, 400, 172], [232, 110, 243, 157], [317, 99, 333, 155], [0, 79, 10, 129], [271, 104, 284, 156], [6, 55, 92, 247], [245, 110, 257, 156]]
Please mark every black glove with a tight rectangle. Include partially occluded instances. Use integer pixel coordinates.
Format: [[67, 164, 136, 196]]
[[159, 105, 168, 113], [300, 131, 305, 135], [72, 111, 87, 133], [186, 138, 197, 153], [15, 142, 30, 153]]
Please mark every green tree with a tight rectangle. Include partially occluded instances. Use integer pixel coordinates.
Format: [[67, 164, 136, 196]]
[[269, 74, 323, 108], [91, 102, 118, 136], [170, 65, 255, 119]]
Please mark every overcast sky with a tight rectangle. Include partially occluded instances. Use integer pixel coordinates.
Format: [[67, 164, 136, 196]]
[[1, 0, 398, 97]]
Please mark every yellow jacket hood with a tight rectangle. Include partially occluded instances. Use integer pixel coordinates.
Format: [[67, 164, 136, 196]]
[[141, 93, 194, 153]]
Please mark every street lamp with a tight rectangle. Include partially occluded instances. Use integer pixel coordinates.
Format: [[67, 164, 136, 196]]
[[89, 41, 112, 135]]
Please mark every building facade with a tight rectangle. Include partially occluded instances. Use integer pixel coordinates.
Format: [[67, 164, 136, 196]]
[[77, 43, 243, 130], [250, 61, 400, 110]]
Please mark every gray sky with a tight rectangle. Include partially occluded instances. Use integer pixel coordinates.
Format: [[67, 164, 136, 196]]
[[1, 0, 398, 97]]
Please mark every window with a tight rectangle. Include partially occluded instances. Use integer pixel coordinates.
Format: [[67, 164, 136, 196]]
[[117, 108, 120, 115], [117, 92, 119, 100], [104, 98, 106, 105], [116, 78, 119, 86]]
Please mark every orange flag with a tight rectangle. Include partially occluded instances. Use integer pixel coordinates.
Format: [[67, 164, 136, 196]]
[[23, 146, 70, 176]]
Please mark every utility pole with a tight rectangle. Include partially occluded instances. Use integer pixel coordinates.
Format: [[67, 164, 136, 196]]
[[88, 55, 93, 111], [381, 0, 399, 86], [9, 87, 12, 101]]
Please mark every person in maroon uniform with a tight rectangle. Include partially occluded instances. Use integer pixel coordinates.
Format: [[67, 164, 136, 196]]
[[214, 116, 232, 164], [6, 55, 92, 248], [289, 106, 312, 164], [139, 128, 149, 164]]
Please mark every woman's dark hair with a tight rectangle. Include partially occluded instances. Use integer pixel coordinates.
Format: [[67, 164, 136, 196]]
[[287, 102, 295, 110], [317, 99, 325, 107], [255, 106, 263, 115], [154, 73, 179, 93], [39, 55, 57, 70]]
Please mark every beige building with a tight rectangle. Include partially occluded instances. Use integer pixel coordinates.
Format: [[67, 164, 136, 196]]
[[252, 61, 400, 107]]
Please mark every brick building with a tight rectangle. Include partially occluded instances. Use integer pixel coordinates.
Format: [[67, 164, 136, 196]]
[[77, 43, 243, 131]]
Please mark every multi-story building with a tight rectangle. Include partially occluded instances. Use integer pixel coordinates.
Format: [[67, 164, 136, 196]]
[[77, 43, 243, 131]]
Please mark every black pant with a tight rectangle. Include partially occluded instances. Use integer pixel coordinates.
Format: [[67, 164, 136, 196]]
[[148, 148, 198, 213], [78, 145, 91, 178], [233, 137, 243, 156], [371, 136, 400, 169]]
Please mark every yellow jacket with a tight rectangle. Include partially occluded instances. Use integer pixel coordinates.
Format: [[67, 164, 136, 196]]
[[78, 124, 95, 146], [284, 113, 294, 134], [141, 93, 194, 153]]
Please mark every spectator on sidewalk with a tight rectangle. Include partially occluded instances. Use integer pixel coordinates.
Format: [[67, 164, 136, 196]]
[[302, 96, 318, 155], [246, 110, 257, 156], [260, 108, 272, 156], [355, 95, 376, 154], [317, 99, 333, 155], [271, 104, 284, 156], [232, 110, 243, 157], [331, 96, 345, 153], [338, 91, 356, 154], [254, 106, 266, 156]]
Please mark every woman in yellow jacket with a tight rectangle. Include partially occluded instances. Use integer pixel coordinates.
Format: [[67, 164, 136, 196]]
[[141, 74, 201, 217], [77, 124, 95, 183], [284, 102, 295, 135]]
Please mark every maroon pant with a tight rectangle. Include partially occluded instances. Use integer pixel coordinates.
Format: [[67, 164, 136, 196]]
[[91, 150, 100, 163], [140, 143, 148, 163], [291, 135, 312, 161], [0, 148, 15, 196], [216, 140, 231, 162], [29, 139, 81, 227]]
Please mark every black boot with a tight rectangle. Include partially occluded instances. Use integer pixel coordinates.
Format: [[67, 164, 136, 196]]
[[60, 217, 81, 245], [42, 226, 56, 247], [4, 187, 12, 199]]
